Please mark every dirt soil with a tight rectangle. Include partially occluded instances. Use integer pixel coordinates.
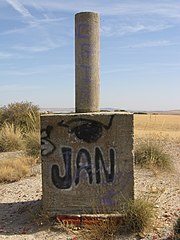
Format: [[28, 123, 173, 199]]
[[0, 142, 180, 240]]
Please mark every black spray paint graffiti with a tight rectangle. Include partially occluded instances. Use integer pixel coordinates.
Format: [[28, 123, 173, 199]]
[[51, 147, 115, 189], [41, 126, 56, 156], [58, 116, 114, 143], [52, 147, 72, 189]]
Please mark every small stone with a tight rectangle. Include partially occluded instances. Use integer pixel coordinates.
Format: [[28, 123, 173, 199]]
[[155, 204, 159, 208]]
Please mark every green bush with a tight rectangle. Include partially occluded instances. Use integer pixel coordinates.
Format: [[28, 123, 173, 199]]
[[25, 131, 40, 157], [0, 101, 40, 132], [0, 122, 24, 152]]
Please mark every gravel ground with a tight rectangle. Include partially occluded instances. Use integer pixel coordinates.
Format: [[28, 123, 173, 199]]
[[0, 141, 179, 240]]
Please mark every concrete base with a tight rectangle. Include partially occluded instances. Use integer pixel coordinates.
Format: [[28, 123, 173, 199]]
[[41, 112, 134, 215]]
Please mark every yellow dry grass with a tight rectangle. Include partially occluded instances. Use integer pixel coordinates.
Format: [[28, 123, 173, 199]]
[[134, 114, 180, 141], [0, 155, 37, 183]]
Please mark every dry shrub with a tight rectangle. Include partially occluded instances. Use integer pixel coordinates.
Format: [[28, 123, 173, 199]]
[[78, 217, 120, 240], [135, 136, 172, 170], [51, 197, 155, 239], [76, 198, 155, 239], [174, 216, 180, 238], [0, 101, 40, 132], [0, 155, 37, 183], [121, 198, 155, 233], [25, 131, 40, 157], [0, 122, 24, 152]]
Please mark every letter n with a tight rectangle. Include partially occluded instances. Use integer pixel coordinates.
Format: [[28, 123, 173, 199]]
[[95, 147, 115, 184]]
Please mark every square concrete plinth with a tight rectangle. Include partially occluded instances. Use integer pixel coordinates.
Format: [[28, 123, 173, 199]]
[[41, 112, 134, 215]]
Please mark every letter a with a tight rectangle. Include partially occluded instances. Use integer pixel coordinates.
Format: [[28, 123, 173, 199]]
[[75, 149, 92, 185]]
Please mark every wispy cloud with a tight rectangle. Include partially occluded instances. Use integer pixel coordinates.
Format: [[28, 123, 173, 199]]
[[0, 52, 13, 59], [125, 40, 173, 49], [101, 23, 172, 37], [13, 45, 56, 53], [0, 51, 34, 60], [0, 84, 40, 92], [1, 69, 42, 76], [0, 16, 66, 36], [12, 39, 65, 53], [102, 67, 135, 74], [6, 0, 41, 29], [0, 27, 27, 36], [1, 64, 72, 77], [21, 0, 180, 19], [6, 0, 33, 18]]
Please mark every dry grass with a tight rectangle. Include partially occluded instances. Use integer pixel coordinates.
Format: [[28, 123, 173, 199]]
[[134, 114, 180, 141], [0, 122, 24, 152], [134, 114, 179, 171], [25, 131, 40, 157], [120, 198, 155, 233], [135, 136, 172, 170], [78, 217, 120, 240], [0, 155, 37, 183]]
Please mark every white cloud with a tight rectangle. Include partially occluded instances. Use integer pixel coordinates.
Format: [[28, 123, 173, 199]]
[[102, 67, 135, 74], [127, 40, 173, 48], [0, 52, 13, 59], [0, 84, 40, 92], [6, 0, 33, 18], [0, 51, 34, 60], [17, 0, 180, 20], [13, 45, 55, 53], [0, 64, 72, 77], [101, 23, 172, 37], [12, 40, 64, 53], [0, 27, 27, 36]]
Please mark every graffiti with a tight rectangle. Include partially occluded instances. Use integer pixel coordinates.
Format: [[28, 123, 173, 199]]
[[77, 23, 89, 39], [101, 190, 118, 206], [58, 116, 114, 143], [52, 147, 72, 189], [51, 146, 116, 189], [101, 171, 133, 206], [75, 148, 93, 185], [41, 126, 56, 156], [80, 43, 93, 58], [95, 147, 115, 184], [80, 64, 92, 82], [77, 22, 96, 83]]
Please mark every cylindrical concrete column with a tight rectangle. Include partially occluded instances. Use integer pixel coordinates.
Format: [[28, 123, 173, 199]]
[[75, 12, 100, 113]]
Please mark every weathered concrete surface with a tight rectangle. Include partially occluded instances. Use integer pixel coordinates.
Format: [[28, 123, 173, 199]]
[[75, 12, 100, 113], [41, 112, 134, 215]]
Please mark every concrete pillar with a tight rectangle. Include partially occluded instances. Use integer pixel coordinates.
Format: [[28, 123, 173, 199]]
[[75, 12, 100, 113]]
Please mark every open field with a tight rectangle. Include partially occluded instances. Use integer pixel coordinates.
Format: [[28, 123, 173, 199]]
[[134, 114, 180, 141]]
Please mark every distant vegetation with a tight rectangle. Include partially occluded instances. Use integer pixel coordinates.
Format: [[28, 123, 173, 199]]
[[0, 101, 40, 183], [0, 101, 40, 156], [0, 101, 40, 132]]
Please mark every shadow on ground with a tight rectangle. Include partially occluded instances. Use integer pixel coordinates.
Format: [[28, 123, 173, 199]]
[[0, 199, 52, 236]]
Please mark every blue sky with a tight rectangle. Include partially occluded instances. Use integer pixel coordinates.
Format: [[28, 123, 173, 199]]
[[0, 0, 180, 111]]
